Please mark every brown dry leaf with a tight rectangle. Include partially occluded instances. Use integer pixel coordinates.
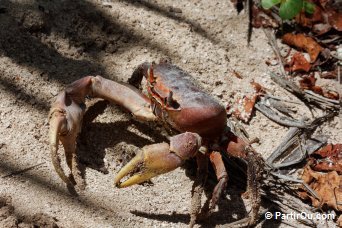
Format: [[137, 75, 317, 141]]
[[326, 9, 342, 31], [323, 90, 339, 100], [310, 144, 342, 173], [227, 95, 259, 123], [298, 74, 338, 99], [311, 85, 324, 96], [299, 74, 316, 89], [338, 215, 342, 227], [250, 81, 266, 94], [299, 166, 342, 211], [296, 7, 323, 28], [282, 33, 323, 63], [321, 69, 337, 79], [289, 52, 311, 72]]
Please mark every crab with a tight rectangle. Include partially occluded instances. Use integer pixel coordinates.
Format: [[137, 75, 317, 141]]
[[49, 59, 264, 227]]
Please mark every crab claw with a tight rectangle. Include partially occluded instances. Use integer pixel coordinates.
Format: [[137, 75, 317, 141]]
[[114, 132, 202, 188], [49, 91, 85, 188]]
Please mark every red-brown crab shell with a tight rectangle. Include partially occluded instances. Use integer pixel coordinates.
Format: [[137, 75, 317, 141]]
[[144, 62, 227, 139]]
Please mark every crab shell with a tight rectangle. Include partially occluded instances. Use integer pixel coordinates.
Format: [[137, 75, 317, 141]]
[[141, 61, 227, 139]]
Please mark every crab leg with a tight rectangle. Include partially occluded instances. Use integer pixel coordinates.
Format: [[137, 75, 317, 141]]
[[189, 152, 208, 228], [49, 76, 157, 188], [226, 133, 264, 225], [114, 132, 202, 188], [208, 151, 228, 213]]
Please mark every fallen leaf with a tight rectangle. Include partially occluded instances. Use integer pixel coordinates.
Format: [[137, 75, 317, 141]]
[[326, 9, 342, 31], [227, 95, 259, 123], [295, 6, 323, 28], [323, 90, 339, 100], [309, 144, 342, 173], [250, 81, 266, 94], [289, 52, 311, 72], [338, 215, 342, 227], [282, 33, 323, 62], [321, 69, 337, 79], [299, 74, 316, 89], [299, 166, 342, 211]]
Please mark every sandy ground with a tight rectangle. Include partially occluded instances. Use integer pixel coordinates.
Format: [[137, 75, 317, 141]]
[[0, 0, 341, 227]]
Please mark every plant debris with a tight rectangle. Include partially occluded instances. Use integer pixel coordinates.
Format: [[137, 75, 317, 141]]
[[282, 33, 323, 63], [286, 52, 311, 72], [227, 95, 259, 123], [299, 74, 340, 100], [227, 81, 265, 123], [308, 144, 342, 173], [299, 166, 342, 211]]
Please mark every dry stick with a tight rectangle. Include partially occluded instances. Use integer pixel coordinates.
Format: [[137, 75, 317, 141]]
[[270, 172, 320, 200], [265, 94, 302, 104], [2, 162, 45, 178], [270, 72, 340, 110], [263, 28, 287, 76], [255, 101, 309, 128]]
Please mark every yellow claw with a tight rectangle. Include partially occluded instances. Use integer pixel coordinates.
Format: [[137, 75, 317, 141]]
[[114, 132, 202, 188], [114, 143, 182, 188]]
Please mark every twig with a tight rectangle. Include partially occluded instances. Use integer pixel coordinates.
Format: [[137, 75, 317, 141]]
[[263, 28, 287, 76], [270, 72, 340, 110], [264, 94, 301, 105], [255, 101, 309, 128], [2, 162, 45, 178], [270, 172, 320, 200]]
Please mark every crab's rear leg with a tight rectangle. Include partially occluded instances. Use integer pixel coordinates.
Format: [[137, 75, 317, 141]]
[[189, 152, 208, 228], [49, 76, 157, 190], [226, 133, 264, 225]]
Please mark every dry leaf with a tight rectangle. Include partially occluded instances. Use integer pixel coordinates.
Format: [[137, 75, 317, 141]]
[[338, 215, 342, 227], [282, 33, 323, 63], [310, 144, 342, 173], [227, 95, 259, 123], [250, 81, 266, 94], [326, 9, 342, 31], [289, 52, 311, 72], [321, 69, 337, 79], [299, 74, 316, 89], [323, 90, 339, 100], [296, 6, 323, 28], [299, 166, 342, 211]]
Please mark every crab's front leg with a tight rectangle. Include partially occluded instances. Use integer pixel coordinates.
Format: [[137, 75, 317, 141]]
[[114, 132, 202, 187], [49, 76, 157, 190]]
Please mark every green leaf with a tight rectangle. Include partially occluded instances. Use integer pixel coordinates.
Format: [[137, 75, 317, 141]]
[[304, 1, 315, 14], [279, 0, 303, 20], [261, 0, 281, 9]]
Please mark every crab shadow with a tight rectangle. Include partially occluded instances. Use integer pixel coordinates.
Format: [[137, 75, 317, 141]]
[[131, 189, 248, 226], [76, 103, 169, 176], [129, 158, 252, 226], [130, 158, 284, 227]]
